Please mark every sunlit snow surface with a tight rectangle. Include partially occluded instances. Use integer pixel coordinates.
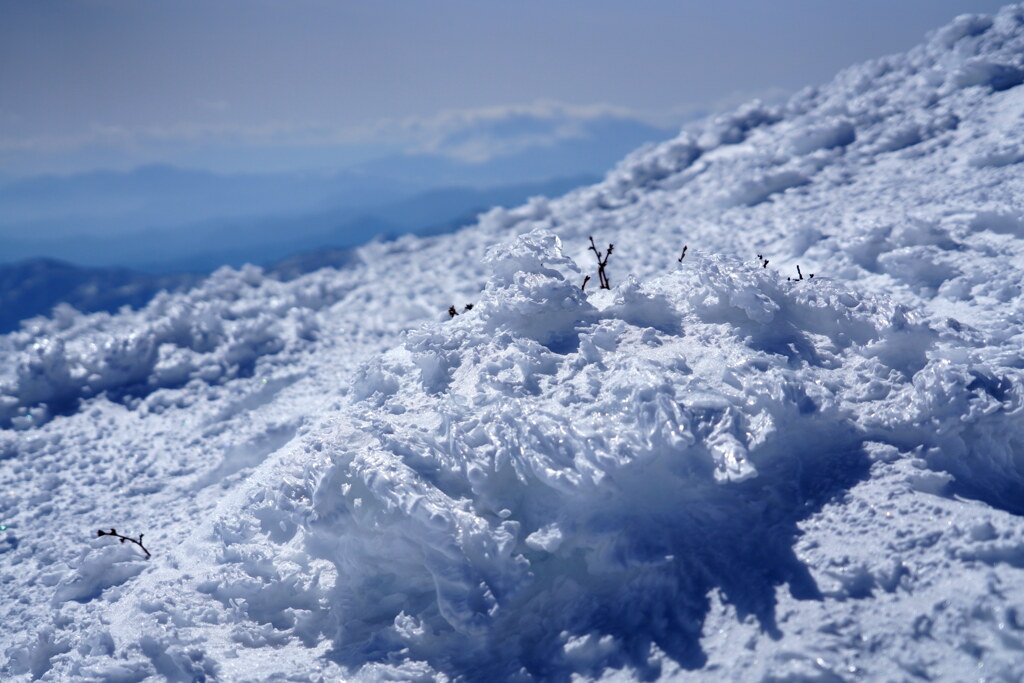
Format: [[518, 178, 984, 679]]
[[5, 7, 1024, 681]]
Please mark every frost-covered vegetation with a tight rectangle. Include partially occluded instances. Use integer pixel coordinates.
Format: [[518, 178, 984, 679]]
[[4, 6, 1024, 681]]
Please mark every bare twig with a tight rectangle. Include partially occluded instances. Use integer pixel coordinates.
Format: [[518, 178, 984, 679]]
[[97, 528, 151, 560], [588, 236, 614, 289], [448, 305, 458, 318], [787, 265, 814, 281], [678, 245, 688, 263], [581, 274, 591, 291]]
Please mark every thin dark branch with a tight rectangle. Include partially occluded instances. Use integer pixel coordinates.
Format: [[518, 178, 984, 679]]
[[581, 274, 591, 291], [788, 265, 815, 281], [678, 245, 688, 263], [588, 236, 613, 289], [97, 528, 151, 560]]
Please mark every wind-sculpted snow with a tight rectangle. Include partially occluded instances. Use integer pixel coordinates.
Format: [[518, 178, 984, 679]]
[[5, 5, 1024, 682], [186, 232, 1019, 681], [0, 265, 341, 430]]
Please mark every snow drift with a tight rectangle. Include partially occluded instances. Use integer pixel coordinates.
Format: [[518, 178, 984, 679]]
[[4, 5, 1024, 681]]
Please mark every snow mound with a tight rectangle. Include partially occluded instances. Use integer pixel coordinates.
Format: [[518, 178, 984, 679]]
[[5, 5, 1024, 682], [0, 265, 335, 430], [173, 230, 1020, 681]]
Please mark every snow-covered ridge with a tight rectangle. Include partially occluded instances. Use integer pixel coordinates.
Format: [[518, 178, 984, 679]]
[[4, 5, 1024, 681], [602, 8, 1024, 201]]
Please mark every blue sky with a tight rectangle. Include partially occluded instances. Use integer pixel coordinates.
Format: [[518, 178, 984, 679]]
[[0, 0, 1010, 176]]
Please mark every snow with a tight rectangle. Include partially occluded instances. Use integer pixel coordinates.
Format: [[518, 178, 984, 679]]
[[4, 5, 1024, 681]]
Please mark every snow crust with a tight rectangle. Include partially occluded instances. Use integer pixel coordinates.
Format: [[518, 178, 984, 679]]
[[4, 5, 1024, 681]]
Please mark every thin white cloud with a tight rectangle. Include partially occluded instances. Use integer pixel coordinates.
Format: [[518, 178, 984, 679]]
[[0, 91, 791, 168], [0, 102, 667, 156], [348, 101, 677, 162], [0, 121, 333, 154]]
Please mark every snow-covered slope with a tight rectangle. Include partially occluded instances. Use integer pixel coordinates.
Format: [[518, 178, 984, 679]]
[[4, 6, 1024, 681]]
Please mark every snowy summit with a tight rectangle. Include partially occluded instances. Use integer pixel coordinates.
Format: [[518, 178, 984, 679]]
[[4, 5, 1024, 681]]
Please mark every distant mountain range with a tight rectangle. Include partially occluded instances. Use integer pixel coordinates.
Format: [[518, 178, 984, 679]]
[[0, 110, 675, 330], [0, 174, 601, 332], [0, 173, 598, 274], [0, 164, 420, 243], [0, 112, 674, 273]]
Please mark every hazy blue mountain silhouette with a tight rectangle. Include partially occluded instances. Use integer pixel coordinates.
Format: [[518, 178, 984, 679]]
[[0, 114, 673, 269], [0, 164, 419, 236], [0, 174, 597, 330], [0, 110, 673, 327], [1, 175, 597, 272]]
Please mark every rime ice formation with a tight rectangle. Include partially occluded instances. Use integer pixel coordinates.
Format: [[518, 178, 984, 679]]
[[5, 6, 1024, 681]]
